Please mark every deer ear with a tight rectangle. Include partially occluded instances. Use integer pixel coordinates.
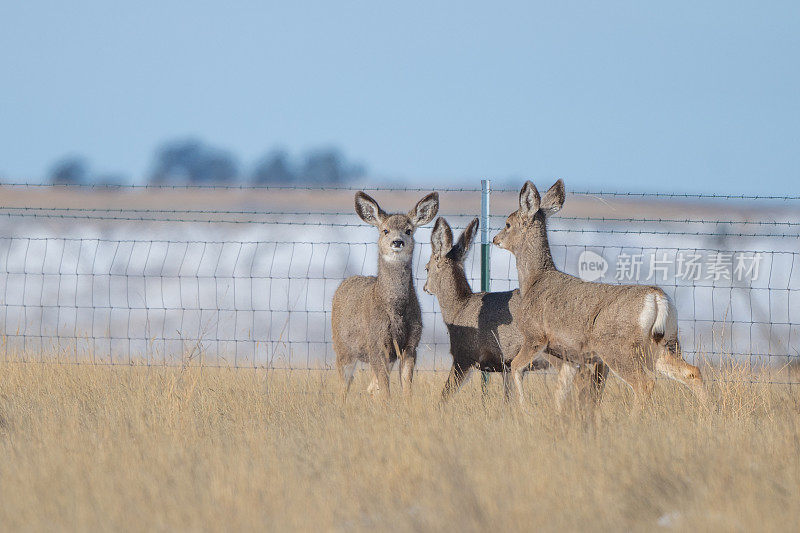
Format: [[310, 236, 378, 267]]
[[540, 179, 565, 217], [409, 192, 439, 227], [354, 192, 387, 226], [519, 181, 541, 217], [430, 217, 453, 256], [447, 217, 479, 263]]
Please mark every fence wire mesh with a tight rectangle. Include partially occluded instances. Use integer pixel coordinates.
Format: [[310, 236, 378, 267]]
[[0, 183, 797, 382]]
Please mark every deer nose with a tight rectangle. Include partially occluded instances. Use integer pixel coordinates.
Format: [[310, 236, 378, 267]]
[[391, 240, 404, 248], [492, 235, 500, 245]]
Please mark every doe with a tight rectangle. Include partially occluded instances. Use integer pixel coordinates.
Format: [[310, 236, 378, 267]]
[[493, 180, 708, 413], [331, 191, 439, 400], [425, 216, 606, 409]]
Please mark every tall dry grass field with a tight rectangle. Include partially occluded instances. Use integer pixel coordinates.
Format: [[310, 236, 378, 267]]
[[1, 358, 799, 531]]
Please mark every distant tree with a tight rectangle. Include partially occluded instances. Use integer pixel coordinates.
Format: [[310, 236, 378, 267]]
[[194, 149, 238, 183], [301, 149, 341, 184], [95, 174, 128, 186], [347, 161, 367, 180], [298, 148, 366, 184], [252, 150, 295, 184], [150, 140, 200, 183], [150, 139, 239, 184], [49, 156, 89, 185]]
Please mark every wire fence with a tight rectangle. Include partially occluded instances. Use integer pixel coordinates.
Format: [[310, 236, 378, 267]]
[[0, 182, 798, 383]]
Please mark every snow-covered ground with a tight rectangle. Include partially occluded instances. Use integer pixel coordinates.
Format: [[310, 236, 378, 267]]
[[0, 197, 797, 374]]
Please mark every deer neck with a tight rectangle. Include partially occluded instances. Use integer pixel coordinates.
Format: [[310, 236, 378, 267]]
[[435, 263, 472, 323], [377, 255, 414, 310], [515, 224, 556, 295]]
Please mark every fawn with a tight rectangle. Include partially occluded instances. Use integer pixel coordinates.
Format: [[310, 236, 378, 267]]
[[425, 216, 606, 408], [493, 180, 708, 412], [331, 191, 439, 400]]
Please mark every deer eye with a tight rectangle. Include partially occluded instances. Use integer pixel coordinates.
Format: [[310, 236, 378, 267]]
[[405, 229, 411, 235], [383, 229, 389, 235]]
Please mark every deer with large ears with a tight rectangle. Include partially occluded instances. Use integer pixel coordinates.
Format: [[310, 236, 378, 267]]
[[424, 217, 543, 401], [493, 180, 708, 413], [331, 191, 439, 400], [425, 216, 606, 408]]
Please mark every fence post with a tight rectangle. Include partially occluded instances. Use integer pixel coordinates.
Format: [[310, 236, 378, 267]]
[[480, 179, 491, 395]]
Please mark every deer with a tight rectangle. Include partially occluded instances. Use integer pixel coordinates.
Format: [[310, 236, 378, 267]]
[[331, 191, 439, 400], [492, 179, 708, 413], [424, 216, 608, 410]]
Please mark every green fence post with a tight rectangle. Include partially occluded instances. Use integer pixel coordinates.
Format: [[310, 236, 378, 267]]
[[480, 179, 491, 395]]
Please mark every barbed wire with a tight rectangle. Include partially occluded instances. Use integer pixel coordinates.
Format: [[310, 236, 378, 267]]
[[0, 236, 797, 255], [2, 181, 799, 200], [0, 206, 355, 217], [0, 210, 798, 237], [544, 228, 800, 238], [1, 206, 799, 228], [497, 188, 800, 200], [549, 216, 800, 227], [0, 182, 475, 192], [1, 221, 796, 237]]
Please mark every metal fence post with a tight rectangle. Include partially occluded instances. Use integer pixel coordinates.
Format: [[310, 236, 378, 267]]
[[480, 179, 491, 395]]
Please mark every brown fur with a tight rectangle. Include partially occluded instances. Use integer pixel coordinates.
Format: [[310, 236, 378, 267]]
[[493, 180, 708, 412], [424, 217, 548, 401], [426, 217, 607, 411], [331, 191, 439, 400]]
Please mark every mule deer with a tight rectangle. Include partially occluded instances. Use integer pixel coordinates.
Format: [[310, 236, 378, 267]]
[[425, 216, 607, 409], [493, 180, 708, 412], [331, 191, 439, 400]]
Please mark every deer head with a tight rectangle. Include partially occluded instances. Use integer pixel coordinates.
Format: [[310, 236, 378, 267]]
[[492, 179, 565, 272], [424, 217, 479, 296], [355, 191, 439, 263]]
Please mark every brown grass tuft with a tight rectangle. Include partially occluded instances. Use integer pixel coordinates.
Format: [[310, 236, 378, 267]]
[[1, 358, 799, 531]]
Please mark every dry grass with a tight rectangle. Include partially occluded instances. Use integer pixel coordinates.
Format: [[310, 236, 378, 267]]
[[1, 359, 799, 532]]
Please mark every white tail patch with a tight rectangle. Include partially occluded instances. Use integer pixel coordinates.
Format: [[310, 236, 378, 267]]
[[639, 292, 677, 342]]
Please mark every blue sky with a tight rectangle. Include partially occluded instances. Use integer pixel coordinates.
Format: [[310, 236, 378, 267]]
[[1, 1, 798, 193]]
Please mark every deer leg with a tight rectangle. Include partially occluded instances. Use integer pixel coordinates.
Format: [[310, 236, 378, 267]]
[[591, 362, 609, 405], [502, 367, 513, 402], [613, 363, 654, 417], [573, 362, 608, 427], [367, 358, 394, 395], [554, 363, 578, 413], [510, 344, 542, 407], [338, 358, 357, 403], [400, 348, 416, 399], [441, 360, 474, 402], [575, 361, 608, 405], [369, 366, 390, 400], [367, 349, 392, 400]]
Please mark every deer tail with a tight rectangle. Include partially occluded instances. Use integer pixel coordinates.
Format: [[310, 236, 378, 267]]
[[639, 291, 678, 345]]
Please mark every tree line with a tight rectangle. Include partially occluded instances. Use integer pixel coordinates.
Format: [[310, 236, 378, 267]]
[[49, 139, 366, 185]]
